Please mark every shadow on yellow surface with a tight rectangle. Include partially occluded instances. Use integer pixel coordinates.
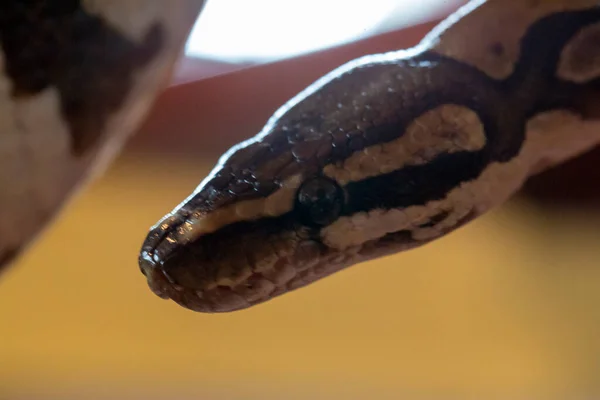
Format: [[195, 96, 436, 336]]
[[2, 151, 600, 399]]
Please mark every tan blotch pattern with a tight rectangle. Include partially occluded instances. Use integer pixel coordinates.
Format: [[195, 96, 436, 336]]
[[426, 0, 599, 79], [323, 104, 486, 185], [558, 22, 600, 83], [179, 175, 303, 242]]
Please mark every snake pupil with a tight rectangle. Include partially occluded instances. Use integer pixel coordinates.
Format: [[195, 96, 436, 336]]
[[295, 176, 343, 227]]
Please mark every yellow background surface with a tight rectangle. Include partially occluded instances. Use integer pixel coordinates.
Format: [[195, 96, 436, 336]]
[[2, 152, 600, 399]]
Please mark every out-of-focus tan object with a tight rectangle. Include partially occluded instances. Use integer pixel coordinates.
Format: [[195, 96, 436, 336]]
[[0, 0, 205, 275]]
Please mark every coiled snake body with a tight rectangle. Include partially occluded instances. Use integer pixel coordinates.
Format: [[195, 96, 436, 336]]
[[2, 0, 600, 313]]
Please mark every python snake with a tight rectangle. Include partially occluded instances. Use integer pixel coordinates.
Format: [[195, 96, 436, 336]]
[[2, 1, 600, 313]]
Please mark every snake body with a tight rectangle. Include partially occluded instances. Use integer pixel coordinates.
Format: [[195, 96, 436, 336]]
[[2, 1, 600, 314], [0, 0, 206, 273]]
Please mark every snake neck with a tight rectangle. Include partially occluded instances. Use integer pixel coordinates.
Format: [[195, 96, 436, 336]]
[[425, 1, 600, 167]]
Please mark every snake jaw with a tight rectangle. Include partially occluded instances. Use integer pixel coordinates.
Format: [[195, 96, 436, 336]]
[[138, 211, 330, 312]]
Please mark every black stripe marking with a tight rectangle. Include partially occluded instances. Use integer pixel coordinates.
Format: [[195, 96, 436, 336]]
[[344, 151, 486, 213]]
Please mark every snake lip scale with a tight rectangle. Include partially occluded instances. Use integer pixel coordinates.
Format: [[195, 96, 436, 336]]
[[138, 2, 600, 313]]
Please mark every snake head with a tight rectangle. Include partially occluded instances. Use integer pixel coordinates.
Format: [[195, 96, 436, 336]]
[[137, 166, 442, 313], [138, 1, 600, 313], [138, 49, 505, 313], [138, 136, 481, 313]]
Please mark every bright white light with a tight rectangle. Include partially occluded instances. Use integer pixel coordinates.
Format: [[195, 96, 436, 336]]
[[185, 0, 398, 62]]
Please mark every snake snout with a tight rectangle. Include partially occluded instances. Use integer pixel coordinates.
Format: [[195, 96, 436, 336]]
[[137, 205, 334, 312], [138, 243, 228, 312], [137, 216, 264, 312]]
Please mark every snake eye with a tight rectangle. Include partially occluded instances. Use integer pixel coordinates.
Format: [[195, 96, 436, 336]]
[[295, 176, 344, 227]]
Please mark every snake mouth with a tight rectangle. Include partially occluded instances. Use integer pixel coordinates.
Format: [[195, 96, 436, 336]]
[[138, 216, 334, 313], [139, 240, 336, 313], [137, 220, 427, 313], [140, 262, 297, 313]]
